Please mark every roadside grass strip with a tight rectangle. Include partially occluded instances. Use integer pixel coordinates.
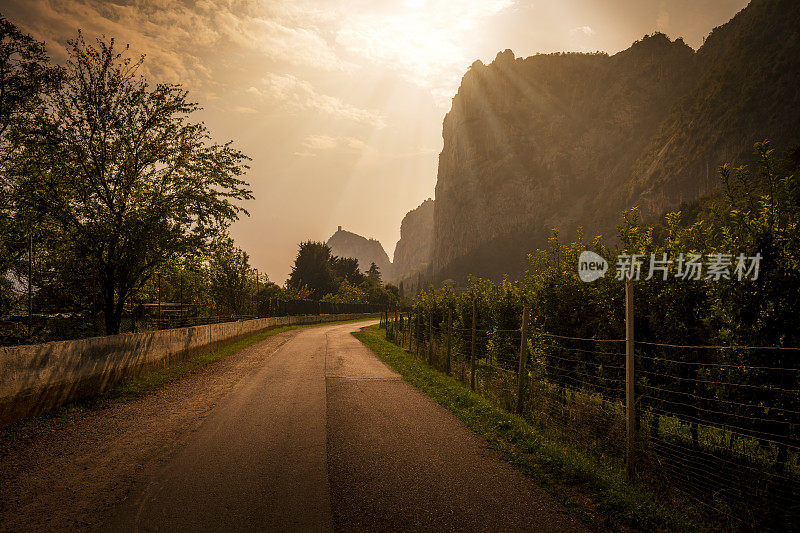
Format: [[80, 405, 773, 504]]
[[354, 325, 705, 533]]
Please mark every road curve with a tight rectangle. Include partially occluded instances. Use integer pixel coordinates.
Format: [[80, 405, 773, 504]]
[[99, 321, 586, 532]]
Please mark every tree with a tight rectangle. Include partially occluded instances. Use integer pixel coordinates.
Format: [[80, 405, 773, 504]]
[[0, 18, 58, 315], [366, 262, 382, 286], [287, 241, 335, 300], [330, 256, 365, 285], [12, 33, 251, 333], [0, 16, 57, 174], [208, 237, 254, 316], [321, 280, 369, 304]]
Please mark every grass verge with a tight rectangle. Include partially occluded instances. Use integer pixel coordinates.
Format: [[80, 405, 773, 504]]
[[354, 324, 702, 533]]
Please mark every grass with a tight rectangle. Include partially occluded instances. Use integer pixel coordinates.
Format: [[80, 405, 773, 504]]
[[354, 324, 704, 532]]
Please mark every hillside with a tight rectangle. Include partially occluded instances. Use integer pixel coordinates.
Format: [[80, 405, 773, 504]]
[[326, 227, 393, 279], [427, 0, 800, 282], [392, 198, 434, 282]]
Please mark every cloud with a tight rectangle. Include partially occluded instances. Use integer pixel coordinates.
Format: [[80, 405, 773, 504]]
[[569, 25, 595, 37], [303, 135, 339, 150], [7, 0, 516, 108], [248, 73, 385, 126], [5, 0, 351, 94], [232, 105, 259, 115]]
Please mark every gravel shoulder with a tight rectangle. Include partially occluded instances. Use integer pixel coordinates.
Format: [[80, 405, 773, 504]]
[[0, 329, 297, 532]]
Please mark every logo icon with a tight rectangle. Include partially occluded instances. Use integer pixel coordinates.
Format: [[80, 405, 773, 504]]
[[578, 251, 608, 282]]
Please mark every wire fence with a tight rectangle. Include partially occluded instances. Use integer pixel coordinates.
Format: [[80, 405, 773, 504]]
[[1, 300, 383, 347], [380, 307, 800, 531]]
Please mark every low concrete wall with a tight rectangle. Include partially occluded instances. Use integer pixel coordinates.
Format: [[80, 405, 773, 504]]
[[0, 313, 375, 427]]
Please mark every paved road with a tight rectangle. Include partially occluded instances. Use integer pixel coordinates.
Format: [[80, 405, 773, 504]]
[[100, 321, 585, 532]]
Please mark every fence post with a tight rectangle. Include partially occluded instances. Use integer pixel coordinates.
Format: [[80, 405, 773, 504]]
[[28, 232, 33, 340], [410, 312, 414, 351], [470, 299, 476, 390], [406, 311, 411, 349], [516, 306, 529, 415], [157, 271, 162, 329], [446, 308, 452, 376], [625, 276, 636, 480], [415, 313, 420, 358], [428, 313, 433, 366]]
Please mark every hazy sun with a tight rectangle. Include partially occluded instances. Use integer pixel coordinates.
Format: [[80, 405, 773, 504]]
[[336, 0, 514, 102]]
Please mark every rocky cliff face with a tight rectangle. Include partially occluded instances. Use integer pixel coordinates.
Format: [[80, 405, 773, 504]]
[[392, 198, 434, 281], [630, 0, 800, 213], [432, 0, 800, 281], [326, 228, 393, 279]]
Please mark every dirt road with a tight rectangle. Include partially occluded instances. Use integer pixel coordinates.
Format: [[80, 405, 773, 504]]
[[0, 321, 586, 532]]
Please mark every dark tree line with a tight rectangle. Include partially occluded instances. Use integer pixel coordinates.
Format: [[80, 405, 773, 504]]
[[287, 241, 399, 306]]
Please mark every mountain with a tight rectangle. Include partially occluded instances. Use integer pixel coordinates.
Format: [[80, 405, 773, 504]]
[[326, 227, 393, 279], [630, 0, 800, 213], [392, 198, 434, 282], [428, 0, 800, 282]]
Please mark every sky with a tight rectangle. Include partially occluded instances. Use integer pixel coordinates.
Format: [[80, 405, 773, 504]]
[[2, 0, 749, 284]]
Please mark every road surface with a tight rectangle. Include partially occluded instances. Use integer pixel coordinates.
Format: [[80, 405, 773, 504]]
[[0, 321, 586, 532]]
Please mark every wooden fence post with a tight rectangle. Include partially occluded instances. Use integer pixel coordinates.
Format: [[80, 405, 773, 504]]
[[625, 276, 636, 480], [428, 314, 433, 366], [406, 312, 410, 348], [516, 306, 529, 415], [446, 308, 452, 376], [470, 299, 476, 390], [415, 313, 420, 358]]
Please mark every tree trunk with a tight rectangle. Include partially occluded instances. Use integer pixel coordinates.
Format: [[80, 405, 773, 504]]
[[103, 281, 120, 335], [102, 277, 126, 336]]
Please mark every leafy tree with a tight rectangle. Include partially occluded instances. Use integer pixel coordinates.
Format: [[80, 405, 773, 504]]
[[11, 33, 251, 333], [255, 281, 285, 316], [0, 16, 57, 174], [0, 17, 58, 315], [287, 241, 335, 300], [366, 262, 382, 286], [385, 283, 400, 300], [330, 256, 365, 285], [321, 280, 369, 304], [208, 237, 254, 315]]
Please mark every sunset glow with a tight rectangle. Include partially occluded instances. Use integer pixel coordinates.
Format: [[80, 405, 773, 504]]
[[1, 0, 749, 283]]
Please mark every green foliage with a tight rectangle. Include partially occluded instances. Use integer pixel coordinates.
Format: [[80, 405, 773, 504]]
[[321, 280, 369, 304], [7, 31, 251, 334], [330, 256, 365, 286], [408, 142, 800, 528], [417, 140, 799, 353], [208, 237, 257, 316], [288, 241, 399, 306], [287, 241, 336, 300], [0, 17, 59, 315], [366, 262, 382, 285]]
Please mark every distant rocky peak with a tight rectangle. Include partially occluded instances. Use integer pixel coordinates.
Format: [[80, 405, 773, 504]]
[[326, 227, 392, 278]]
